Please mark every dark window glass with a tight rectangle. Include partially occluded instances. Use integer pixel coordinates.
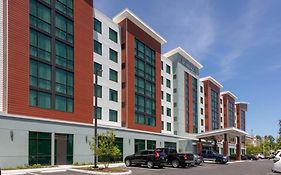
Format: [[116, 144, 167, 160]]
[[55, 68, 73, 96], [211, 90, 219, 130], [30, 59, 51, 90], [29, 90, 51, 109], [30, 29, 51, 62], [161, 91, 164, 99], [94, 18, 102, 34], [134, 139, 145, 153], [109, 109, 118, 122], [161, 61, 163, 70], [166, 93, 171, 102], [135, 76, 145, 95], [55, 14, 73, 43], [30, 0, 51, 33], [93, 62, 102, 76], [55, 0, 73, 17], [161, 121, 164, 130], [29, 132, 51, 165], [109, 48, 118, 63], [94, 106, 102, 119], [147, 140, 156, 150], [109, 69, 118, 82], [109, 89, 118, 102], [94, 40, 102, 55], [55, 95, 73, 112], [166, 79, 171, 88], [167, 122, 171, 131], [166, 65, 171, 74], [135, 95, 145, 113], [56, 41, 74, 70], [228, 102, 235, 127], [167, 108, 171, 117], [94, 84, 102, 98], [161, 106, 164, 115], [192, 77, 198, 133], [109, 28, 118, 43], [164, 142, 176, 149]]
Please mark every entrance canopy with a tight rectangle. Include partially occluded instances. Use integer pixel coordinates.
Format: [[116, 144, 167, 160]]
[[196, 127, 248, 141]]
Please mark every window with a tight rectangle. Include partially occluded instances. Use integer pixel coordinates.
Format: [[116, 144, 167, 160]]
[[55, 68, 73, 96], [94, 106, 102, 119], [147, 140, 156, 150], [201, 108, 204, 115], [30, 29, 51, 62], [109, 69, 118, 82], [167, 122, 171, 131], [109, 109, 118, 122], [30, 90, 51, 109], [30, 0, 51, 33], [29, 132, 51, 165], [55, 95, 73, 112], [56, 41, 74, 69], [30, 60, 51, 90], [109, 89, 118, 102], [135, 95, 145, 113], [94, 62, 102, 76], [55, 0, 73, 17], [167, 108, 171, 117], [173, 88, 177, 93], [161, 121, 164, 130], [174, 103, 177, 107], [94, 40, 102, 55], [135, 139, 145, 153], [109, 48, 118, 63], [166, 93, 171, 102], [161, 106, 164, 115], [166, 79, 171, 88], [161, 61, 163, 70], [161, 91, 164, 100], [201, 97, 203, 104], [55, 14, 73, 43], [200, 86, 203, 93], [94, 18, 102, 34], [109, 28, 118, 43], [161, 76, 163, 85], [94, 84, 102, 98], [166, 65, 171, 74], [173, 74, 177, 79], [135, 76, 145, 95]]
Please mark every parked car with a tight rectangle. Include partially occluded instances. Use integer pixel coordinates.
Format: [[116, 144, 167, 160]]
[[257, 154, 265, 159], [272, 152, 281, 173], [245, 154, 259, 160], [193, 154, 203, 166], [200, 150, 228, 164], [124, 149, 166, 168], [155, 148, 194, 168]]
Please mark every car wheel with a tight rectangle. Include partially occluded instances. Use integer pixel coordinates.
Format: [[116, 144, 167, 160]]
[[125, 159, 131, 167], [172, 159, 180, 168], [158, 165, 164, 169], [147, 161, 154, 169]]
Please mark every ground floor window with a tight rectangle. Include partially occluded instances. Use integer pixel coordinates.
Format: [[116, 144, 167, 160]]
[[135, 139, 145, 153], [229, 148, 235, 155], [164, 141, 177, 149], [147, 140, 156, 150], [242, 149, 246, 155], [29, 131, 52, 165], [98, 137, 123, 162]]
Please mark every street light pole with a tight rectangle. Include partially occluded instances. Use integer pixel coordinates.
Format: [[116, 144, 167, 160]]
[[94, 69, 102, 168]]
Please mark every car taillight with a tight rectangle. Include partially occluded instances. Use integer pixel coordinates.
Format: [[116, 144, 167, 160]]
[[154, 151, 160, 159], [184, 154, 188, 160]]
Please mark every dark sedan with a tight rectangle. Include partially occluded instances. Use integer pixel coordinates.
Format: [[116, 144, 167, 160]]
[[124, 149, 166, 168]]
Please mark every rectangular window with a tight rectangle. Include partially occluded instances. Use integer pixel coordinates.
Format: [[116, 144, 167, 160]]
[[161, 76, 163, 85], [167, 122, 171, 131], [201, 119, 204, 126], [200, 86, 203, 93], [29, 90, 51, 109], [166, 79, 171, 88], [166, 65, 171, 74], [166, 93, 171, 102], [55, 0, 73, 17], [109, 28, 118, 43], [55, 13, 73, 43], [55, 68, 73, 96], [134, 139, 145, 153], [30, 59, 51, 90], [109, 48, 118, 63], [94, 18, 102, 34], [161, 61, 163, 70], [30, 29, 51, 62], [94, 62, 102, 76], [56, 41, 74, 70], [135, 95, 145, 113], [167, 108, 171, 117], [201, 97, 203, 104], [201, 108, 204, 115], [161, 91, 164, 100], [30, 0, 51, 33], [109, 69, 118, 82], [135, 76, 145, 95], [109, 89, 118, 102], [94, 84, 102, 98], [161, 121, 164, 130], [94, 40, 102, 55], [109, 109, 118, 122], [94, 106, 102, 119], [147, 140, 156, 150], [55, 95, 73, 112], [161, 106, 164, 115], [29, 132, 51, 165]]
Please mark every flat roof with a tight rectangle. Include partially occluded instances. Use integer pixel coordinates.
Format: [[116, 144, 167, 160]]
[[221, 91, 237, 100], [163, 47, 203, 69], [196, 127, 248, 139], [200, 76, 223, 88], [235, 101, 250, 105], [113, 9, 167, 45]]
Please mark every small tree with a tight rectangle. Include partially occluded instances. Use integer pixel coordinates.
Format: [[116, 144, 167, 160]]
[[90, 130, 121, 168]]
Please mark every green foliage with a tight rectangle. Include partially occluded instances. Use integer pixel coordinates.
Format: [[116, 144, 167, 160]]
[[90, 130, 121, 168], [246, 144, 262, 155]]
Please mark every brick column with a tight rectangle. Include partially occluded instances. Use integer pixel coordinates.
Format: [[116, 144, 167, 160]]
[[223, 134, 228, 156], [197, 138, 203, 154], [236, 136, 241, 160]]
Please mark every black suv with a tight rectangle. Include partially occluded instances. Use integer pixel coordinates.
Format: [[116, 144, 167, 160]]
[[156, 148, 194, 168], [124, 149, 166, 168], [200, 150, 228, 164]]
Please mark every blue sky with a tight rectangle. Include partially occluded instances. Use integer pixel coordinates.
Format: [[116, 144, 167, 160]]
[[94, 0, 281, 138]]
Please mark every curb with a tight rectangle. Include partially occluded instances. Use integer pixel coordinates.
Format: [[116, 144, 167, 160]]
[[69, 168, 132, 175]]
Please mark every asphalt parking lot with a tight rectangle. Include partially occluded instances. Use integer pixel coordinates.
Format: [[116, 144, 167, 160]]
[[26, 159, 277, 175]]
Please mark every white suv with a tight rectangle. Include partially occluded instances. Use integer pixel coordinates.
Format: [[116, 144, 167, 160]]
[[272, 151, 281, 173]]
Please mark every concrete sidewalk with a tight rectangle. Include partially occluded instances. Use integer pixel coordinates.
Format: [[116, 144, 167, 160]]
[[1, 163, 126, 175]]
